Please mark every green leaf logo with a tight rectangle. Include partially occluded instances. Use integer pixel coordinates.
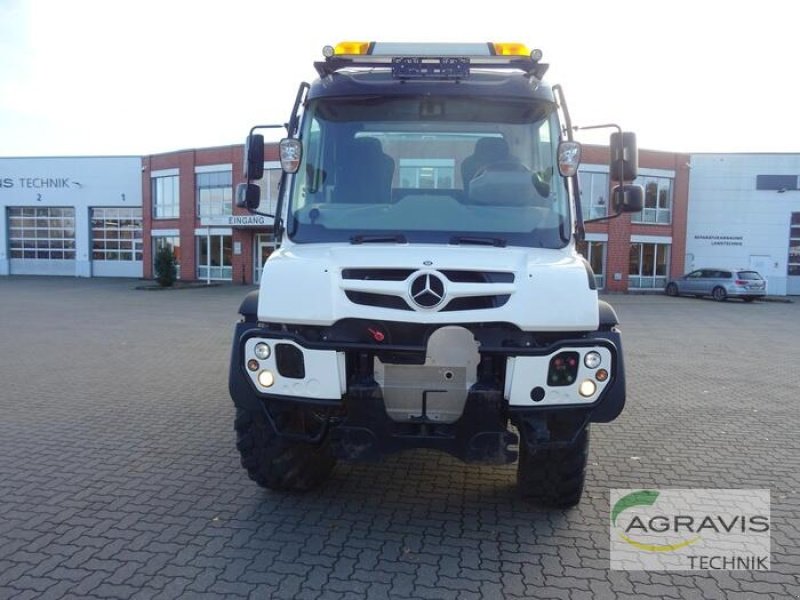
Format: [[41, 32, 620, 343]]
[[612, 490, 659, 526]]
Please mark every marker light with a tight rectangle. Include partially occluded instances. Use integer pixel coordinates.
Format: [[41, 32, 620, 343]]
[[557, 141, 582, 177], [322, 45, 335, 58], [596, 369, 609, 382], [334, 41, 371, 55], [579, 379, 597, 398], [530, 48, 543, 62], [279, 138, 302, 174], [257, 370, 275, 388], [491, 42, 531, 56], [584, 351, 602, 369], [254, 343, 271, 360], [247, 359, 260, 372]]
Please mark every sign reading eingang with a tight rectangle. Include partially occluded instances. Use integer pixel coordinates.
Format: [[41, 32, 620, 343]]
[[610, 489, 770, 571]]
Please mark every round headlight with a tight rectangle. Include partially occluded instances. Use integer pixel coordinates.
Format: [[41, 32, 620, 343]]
[[254, 342, 271, 360], [578, 379, 597, 398], [584, 351, 602, 369], [257, 370, 275, 388]]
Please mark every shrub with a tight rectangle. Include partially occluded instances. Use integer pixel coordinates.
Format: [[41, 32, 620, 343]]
[[154, 244, 177, 287]]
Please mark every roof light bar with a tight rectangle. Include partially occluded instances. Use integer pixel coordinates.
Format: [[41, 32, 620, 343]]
[[315, 42, 549, 79]]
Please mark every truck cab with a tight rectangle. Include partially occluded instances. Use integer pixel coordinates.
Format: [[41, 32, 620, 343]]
[[229, 42, 642, 506]]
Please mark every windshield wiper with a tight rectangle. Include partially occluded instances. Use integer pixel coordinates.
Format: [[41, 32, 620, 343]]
[[350, 233, 407, 245], [449, 235, 507, 247]]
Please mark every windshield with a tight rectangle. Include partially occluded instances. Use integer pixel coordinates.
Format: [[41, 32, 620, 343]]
[[287, 95, 569, 248]]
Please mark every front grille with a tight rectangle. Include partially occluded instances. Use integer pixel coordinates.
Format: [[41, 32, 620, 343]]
[[341, 267, 515, 312], [440, 270, 515, 283], [341, 268, 415, 281], [345, 291, 413, 311], [441, 294, 511, 312]]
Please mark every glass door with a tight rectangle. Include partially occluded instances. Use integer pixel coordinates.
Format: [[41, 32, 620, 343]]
[[253, 233, 275, 284]]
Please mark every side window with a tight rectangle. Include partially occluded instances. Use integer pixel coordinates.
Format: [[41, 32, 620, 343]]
[[687, 271, 702, 279]]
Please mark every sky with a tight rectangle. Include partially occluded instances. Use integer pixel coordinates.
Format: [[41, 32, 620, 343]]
[[1, 0, 798, 157]]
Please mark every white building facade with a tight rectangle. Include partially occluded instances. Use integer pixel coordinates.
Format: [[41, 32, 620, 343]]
[[686, 154, 800, 295], [0, 156, 143, 278]]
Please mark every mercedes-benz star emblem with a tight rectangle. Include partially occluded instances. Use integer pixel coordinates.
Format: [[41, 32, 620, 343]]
[[410, 273, 445, 308]]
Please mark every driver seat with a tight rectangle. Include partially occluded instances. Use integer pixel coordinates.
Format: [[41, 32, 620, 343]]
[[461, 137, 510, 192]]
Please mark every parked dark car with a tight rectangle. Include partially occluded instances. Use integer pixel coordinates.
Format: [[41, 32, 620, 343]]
[[665, 269, 766, 302]]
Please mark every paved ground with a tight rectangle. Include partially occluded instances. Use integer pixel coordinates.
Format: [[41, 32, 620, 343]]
[[0, 277, 798, 600]]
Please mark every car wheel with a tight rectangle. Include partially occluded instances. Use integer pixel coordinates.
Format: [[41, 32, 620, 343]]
[[712, 286, 728, 302], [665, 283, 679, 297]]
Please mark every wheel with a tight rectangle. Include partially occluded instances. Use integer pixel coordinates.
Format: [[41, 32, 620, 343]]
[[712, 286, 728, 302], [234, 406, 336, 491], [665, 282, 679, 297], [517, 426, 590, 508]]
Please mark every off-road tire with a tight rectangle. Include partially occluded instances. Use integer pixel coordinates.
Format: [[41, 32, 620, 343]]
[[665, 282, 679, 297], [712, 286, 728, 302], [235, 406, 336, 491], [517, 426, 589, 508]]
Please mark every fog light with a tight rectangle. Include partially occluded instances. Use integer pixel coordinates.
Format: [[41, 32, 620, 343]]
[[254, 342, 271, 360], [247, 359, 259, 372], [596, 369, 609, 382], [257, 370, 275, 388], [584, 351, 602, 369], [578, 379, 596, 398]]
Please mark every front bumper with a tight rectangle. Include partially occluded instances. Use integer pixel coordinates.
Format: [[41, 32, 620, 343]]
[[228, 322, 626, 461]]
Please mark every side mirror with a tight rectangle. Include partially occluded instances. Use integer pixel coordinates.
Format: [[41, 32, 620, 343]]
[[613, 184, 644, 213], [236, 182, 261, 210], [557, 141, 582, 177], [244, 134, 265, 180], [609, 132, 638, 182]]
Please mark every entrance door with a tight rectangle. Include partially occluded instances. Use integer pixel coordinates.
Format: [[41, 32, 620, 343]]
[[253, 233, 274, 284]]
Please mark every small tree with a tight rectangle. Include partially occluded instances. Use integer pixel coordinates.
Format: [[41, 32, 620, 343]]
[[154, 244, 177, 287]]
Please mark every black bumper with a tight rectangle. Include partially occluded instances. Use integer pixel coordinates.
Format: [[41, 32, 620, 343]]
[[229, 321, 627, 463]]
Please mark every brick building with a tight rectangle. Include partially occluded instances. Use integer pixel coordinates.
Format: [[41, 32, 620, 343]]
[[142, 144, 280, 285], [579, 145, 690, 292]]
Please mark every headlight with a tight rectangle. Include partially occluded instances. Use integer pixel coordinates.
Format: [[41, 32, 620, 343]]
[[584, 351, 602, 369], [254, 342, 271, 360], [578, 379, 597, 398], [257, 370, 275, 388]]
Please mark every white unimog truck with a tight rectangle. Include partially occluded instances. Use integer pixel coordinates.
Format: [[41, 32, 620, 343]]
[[229, 42, 643, 507]]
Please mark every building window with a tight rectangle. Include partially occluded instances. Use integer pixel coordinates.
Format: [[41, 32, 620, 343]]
[[789, 213, 800, 276], [260, 168, 282, 214], [197, 171, 232, 217], [91, 208, 143, 261], [152, 175, 179, 219], [7, 207, 76, 260], [631, 176, 672, 224], [578, 170, 609, 219], [577, 240, 606, 289], [197, 234, 232, 280], [399, 159, 455, 189], [629, 242, 670, 289], [153, 236, 181, 278]]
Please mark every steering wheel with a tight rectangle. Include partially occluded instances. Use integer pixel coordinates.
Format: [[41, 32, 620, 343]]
[[474, 160, 530, 177], [473, 161, 551, 198]]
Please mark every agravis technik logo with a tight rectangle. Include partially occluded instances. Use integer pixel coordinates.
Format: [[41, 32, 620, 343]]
[[610, 489, 770, 571]]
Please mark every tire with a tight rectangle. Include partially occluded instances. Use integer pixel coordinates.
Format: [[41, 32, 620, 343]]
[[665, 282, 679, 297], [517, 426, 589, 508], [712, 286, 728, 302], [235, 406, 336, 491]]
